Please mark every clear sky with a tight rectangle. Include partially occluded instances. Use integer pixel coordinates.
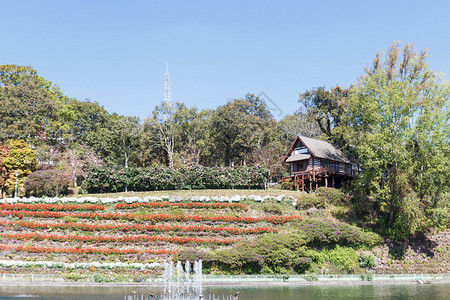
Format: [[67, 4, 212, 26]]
[[1, 0, 449, 120]]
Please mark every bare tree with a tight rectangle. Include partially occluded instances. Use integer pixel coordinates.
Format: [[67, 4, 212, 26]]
[[154, 101, 178, 169]]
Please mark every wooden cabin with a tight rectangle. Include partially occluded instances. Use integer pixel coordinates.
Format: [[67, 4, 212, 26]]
[[282, 135, 355, 191]]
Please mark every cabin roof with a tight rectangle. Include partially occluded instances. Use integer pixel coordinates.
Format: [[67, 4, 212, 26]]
[[283, 135, 351, 164], [285, 153, 311, 162]]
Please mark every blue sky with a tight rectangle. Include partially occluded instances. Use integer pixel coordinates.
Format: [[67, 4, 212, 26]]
[[1, 0, 449, 120]]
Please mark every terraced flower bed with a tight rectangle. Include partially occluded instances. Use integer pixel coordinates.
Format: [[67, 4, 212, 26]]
[[0, 220, 278, 234], [0, 195, 302, 277], [0, 203, 105, 211], [114, 202, 248, 210], [0, 210, 300, 224]]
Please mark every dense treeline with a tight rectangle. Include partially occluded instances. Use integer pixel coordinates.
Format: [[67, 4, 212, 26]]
[[1, 42, 449, 239], [0, 64, 313, 189]]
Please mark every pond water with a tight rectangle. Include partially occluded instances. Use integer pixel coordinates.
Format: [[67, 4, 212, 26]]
[[1, 283, 450, 300]]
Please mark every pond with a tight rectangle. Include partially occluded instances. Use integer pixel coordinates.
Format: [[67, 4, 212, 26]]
[[1, 283, 449, 300]]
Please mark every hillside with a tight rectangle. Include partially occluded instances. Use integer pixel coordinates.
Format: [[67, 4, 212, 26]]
[[0, 189, 448, 282]]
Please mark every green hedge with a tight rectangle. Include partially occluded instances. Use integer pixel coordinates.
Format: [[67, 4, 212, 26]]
[[82, 165, 269, 193]]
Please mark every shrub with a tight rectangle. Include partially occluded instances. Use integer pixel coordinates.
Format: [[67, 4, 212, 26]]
[[296, 193, 326, 210], [360, 273, 373, 281], [213, 233, 311, 275], [281, 179, 293, 190], [304, 273, 318, 281], [315, 187, 347, 206], [24, 169, 72, 197], [306, 246, 359, 274], [358, 254, 376, 269], [93, 273, 110, 283], [298, 218, 383, 248], [326, 246, 358, 273], [262, 203, 282, 214], [175, 249, 214, 266]]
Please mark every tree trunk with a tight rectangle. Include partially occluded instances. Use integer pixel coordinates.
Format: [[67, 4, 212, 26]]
[[224, 143, 231, 167]]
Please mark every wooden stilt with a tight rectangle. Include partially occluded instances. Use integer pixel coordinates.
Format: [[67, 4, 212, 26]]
[[301, 173, 304, 192], [332, 175, 335, 188], [325, 175, 328, 188]]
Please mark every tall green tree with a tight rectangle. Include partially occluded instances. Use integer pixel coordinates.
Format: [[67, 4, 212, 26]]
[[299, 85, 350, 146], [211, 94, 275, 166], [91, 114, 142, 168], [175, 106, 212, 166], [338, 42, 450, 238], [0, 64, 75, 149]]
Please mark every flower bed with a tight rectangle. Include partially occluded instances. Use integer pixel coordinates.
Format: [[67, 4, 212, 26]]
[[0, 220, 278, 235], [114, 202, 248, 210], [0, 259, 162, 270], [0, 210, 302, 224], [0, 244, 176, 255], [0, 203, 105, 212], [0, 232, 239, 246]]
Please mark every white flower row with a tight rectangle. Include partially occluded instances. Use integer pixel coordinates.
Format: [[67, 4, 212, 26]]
[[0, 259, 161, 270], [0, 194, 291, 204]]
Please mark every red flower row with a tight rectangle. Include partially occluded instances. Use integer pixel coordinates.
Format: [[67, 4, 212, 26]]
[[114, 202, 248, 211], [0, 220, 278, 235], [0, 203, 105, 212], [0, 232, 239, 246], [0, 244, 176, 255], [0, 210, 302, 224]]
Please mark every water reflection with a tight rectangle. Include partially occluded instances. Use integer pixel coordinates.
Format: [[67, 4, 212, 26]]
[[0, 284, 449, 300]]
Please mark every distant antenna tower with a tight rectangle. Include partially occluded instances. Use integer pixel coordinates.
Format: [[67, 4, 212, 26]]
[[164, 62, 172, 102]]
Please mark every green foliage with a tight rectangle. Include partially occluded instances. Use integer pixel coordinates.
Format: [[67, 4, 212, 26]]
[[337, 42, 450, 239], [326, 246, 358, 273], [210, 94, 276, 167], [213, 233, 311, 275], [62, 216, 78, 223], [303, 273, 319, 281], [0, 65, 59, 146], [388, 246, 406, 260], [299, 86, 349, 144], [305, 246, 359, 273], [280, 178, 293, 190], [2, 140, 36, 195], [295, 193, 326, 210], [358, 254, 376, 269], [63, 273, 88, 281], [82, 165, 269, 193], [315, 187, 347, 206], [262, 202, 282, 214], [424, 192, 450, 231], [298, 218, 382, 248], [175, 249, 214, 266], [93, 273, 110, 283], [360, 273, 374, 281]]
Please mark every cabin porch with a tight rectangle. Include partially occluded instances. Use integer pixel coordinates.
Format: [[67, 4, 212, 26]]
[[282, 166, 353, 192]]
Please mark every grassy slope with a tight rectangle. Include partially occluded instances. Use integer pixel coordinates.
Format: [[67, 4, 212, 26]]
[[0, 189, 448, 280]]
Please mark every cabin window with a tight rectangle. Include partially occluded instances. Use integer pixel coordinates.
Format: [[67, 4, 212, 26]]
[[294, 141, 306, 150], [293, 161, 306, 172]]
